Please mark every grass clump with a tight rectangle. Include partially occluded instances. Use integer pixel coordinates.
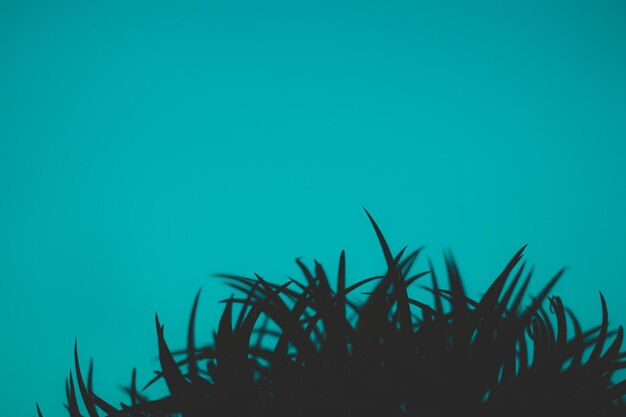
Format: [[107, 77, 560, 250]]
[[40, 210, 626, 417]]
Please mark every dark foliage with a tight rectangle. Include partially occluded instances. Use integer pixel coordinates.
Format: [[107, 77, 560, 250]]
[[41, 211, 626, 416]]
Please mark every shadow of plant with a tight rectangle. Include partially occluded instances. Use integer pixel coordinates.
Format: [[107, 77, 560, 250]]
[[40, 210, 626, 417]]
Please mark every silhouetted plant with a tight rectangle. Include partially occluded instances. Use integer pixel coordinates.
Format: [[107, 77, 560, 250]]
[[40, 211, 626, 417]]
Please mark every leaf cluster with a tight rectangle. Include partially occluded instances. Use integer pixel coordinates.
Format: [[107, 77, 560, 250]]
[[41, 212, 626, 417]]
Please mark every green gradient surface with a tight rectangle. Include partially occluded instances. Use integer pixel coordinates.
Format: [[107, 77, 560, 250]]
[[1, 1, 625, 415]]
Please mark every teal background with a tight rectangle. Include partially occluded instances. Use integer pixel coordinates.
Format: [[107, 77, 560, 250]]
[[1, 1, 625, 415]]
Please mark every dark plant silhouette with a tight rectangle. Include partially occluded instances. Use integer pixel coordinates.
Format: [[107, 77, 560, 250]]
[[40, 210, 626, 417]]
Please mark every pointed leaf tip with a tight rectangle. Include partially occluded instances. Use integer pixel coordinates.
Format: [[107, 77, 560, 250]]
[[74, 339, 98, 417], [363, 208, 394, 268]]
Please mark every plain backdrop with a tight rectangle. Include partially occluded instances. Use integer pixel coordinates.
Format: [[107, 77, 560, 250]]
[[1, 1, 625, 415]]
